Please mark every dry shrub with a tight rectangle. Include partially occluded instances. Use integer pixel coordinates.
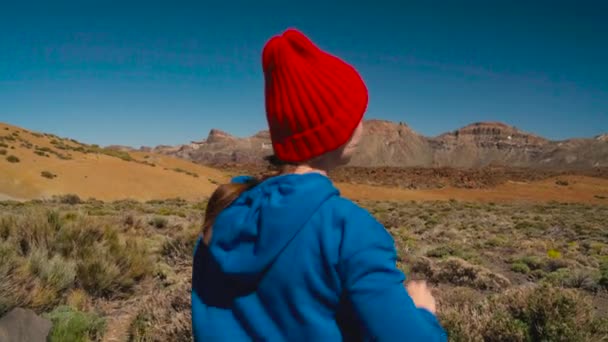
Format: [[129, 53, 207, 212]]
[[412, 257, 510, 291], [128, 282, 191, 341], [0, 208, 153, 315], [161, 225, 199, 264], [439, 285, 606, 342]]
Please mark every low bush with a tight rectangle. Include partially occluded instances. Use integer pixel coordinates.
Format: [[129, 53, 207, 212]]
[[440, 285, 606, 341], [0, 209, 153, 315], [511, 262, 531, 274], [6, 155, 20, 163], [45, 306, 106, 342], [41, 171, 57, 179], [412, 257, 510, 291], [58, 194, 82, 205], [149, 216, 169, 229], [128, 282, 191, 341]]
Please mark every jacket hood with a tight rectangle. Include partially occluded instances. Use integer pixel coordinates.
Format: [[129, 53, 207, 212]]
[[207, 173, 339, 281]]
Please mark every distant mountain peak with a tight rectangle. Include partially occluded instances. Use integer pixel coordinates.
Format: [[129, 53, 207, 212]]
[[206, 129, 235, 143], [253, 130, 271, 139]]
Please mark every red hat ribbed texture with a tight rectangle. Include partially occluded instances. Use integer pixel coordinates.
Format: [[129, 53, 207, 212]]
[[262, 28, 368, 163]]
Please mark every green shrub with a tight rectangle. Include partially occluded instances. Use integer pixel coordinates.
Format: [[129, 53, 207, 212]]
[[6, 155, 19, 163], [0, 142, 8, 148], [511, 262, 531, 274], [45, 306, 106, 342], [27, 248, 76, 292], [0, 149, 6, 155], [34, 150, 48, 157], [149, 216, 168, 229], [517, 256, 545, 270]]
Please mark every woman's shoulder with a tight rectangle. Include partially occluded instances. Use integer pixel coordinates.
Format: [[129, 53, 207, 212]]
[[322, 196, 382, 228]]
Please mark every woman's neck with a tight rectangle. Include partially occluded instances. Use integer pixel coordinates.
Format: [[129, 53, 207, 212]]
[[291, 165, 328, 177]]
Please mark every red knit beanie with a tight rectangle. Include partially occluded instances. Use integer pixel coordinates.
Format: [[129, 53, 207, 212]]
[[262, 28, 368, 163]]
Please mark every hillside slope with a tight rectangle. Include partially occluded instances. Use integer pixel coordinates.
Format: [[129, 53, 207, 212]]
[[0, 123, 227, 201]]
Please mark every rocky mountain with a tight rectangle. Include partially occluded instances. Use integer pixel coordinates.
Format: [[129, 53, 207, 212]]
[[142, 128, 273, 166], [143, 120, 608, 170], [430, 122, 549, 168]]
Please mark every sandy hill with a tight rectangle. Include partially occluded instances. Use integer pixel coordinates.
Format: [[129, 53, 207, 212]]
[[0, 122, 228, 201]]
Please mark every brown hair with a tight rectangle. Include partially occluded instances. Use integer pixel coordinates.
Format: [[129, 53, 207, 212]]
[[202, 157, 296, 245]]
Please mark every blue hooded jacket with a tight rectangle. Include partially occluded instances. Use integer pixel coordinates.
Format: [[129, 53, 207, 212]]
[[192, 173, 447, 341]]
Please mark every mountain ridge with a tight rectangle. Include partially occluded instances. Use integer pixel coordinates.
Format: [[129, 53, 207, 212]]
[[141, 120, 607, 170]]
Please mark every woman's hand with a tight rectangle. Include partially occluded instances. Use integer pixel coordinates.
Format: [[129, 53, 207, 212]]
[[406, 280, 437, 314]]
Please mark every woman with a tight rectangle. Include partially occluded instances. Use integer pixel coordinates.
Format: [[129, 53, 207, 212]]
[[192, 28, 447, 341]]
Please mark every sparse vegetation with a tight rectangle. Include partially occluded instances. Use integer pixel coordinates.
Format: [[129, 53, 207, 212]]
[[0, 198, 606, 340], [440, 285, 607, 341], [6, 155, 20, 163], [1, 135, 16, 142], [20, 141, 33, 149], [0, 149, 6, 155]]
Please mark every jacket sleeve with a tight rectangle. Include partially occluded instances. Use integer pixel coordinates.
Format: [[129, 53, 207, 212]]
[[337, 203, 447, 341]]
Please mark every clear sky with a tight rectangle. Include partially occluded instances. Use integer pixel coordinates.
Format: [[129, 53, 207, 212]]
[[1, 1, 607, 147]]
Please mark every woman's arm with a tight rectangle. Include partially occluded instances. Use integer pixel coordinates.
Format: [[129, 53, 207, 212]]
[[337, 203, 447, 341]]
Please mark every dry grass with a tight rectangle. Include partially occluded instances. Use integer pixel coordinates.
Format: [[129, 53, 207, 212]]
[[0, 186, 607, 340], [439, 285, 607, 341]]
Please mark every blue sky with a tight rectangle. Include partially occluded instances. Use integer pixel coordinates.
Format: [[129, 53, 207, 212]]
[[1, 1, 607, 147]]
